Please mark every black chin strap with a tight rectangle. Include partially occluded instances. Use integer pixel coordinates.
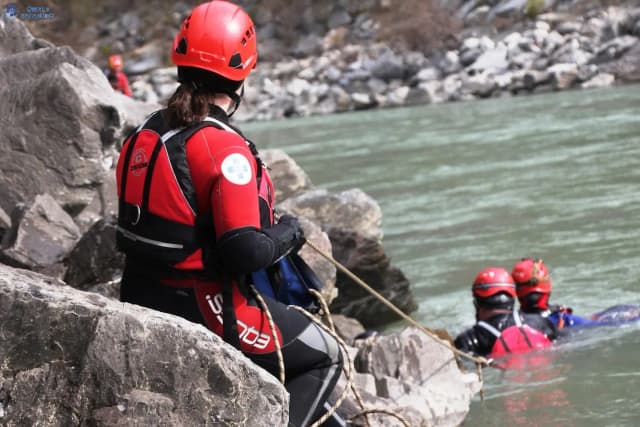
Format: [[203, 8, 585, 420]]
[[225, 85, 244, 117]]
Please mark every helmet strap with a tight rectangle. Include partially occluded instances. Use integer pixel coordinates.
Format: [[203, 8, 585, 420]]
[[225, 84, 244, 117]]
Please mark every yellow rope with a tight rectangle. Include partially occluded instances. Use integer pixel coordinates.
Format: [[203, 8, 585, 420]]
[[309, 289, 335, 331], [309, 289, 372, 427], [308, 288, 414, 427], [290, 305, 354, 427], [304, 239, 491, 368], [252, 270, 447, 426], [477, 361, 485, 401], [349, 381, 372, 427], [251, 283, 355, 426], [305, 236, 490, 406], [348, 409, 411, 427], [249, 284, 286, 384], [267, 213, 486, 419]]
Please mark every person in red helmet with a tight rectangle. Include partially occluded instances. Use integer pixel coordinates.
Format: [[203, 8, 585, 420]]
[[512, 258, 593, 329], [106, 54, 132, 96], [115, 2, 344, 426], [454, 267, 558, 358]]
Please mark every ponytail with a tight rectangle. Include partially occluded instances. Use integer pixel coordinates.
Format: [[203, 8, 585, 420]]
[[164, 67, 245, 128], [164, 83, 212, 128]]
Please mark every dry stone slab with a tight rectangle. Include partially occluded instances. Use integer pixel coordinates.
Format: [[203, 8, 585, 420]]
[[1, 194, 80, 269], [0, 263, 288, 426]]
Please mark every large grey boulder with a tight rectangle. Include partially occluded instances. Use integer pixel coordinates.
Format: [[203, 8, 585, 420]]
[[349, 327, 482, 427], [64, 216, 124, 292], [1, 194, 80, 269], [262, 149, 314, 203], [279, 188, 416, 327], [329, 229, 417, 328], [0, 263, 288, 426], [0, 45, 121, 214], [279, 188, 383, 241], [0, 17, 158, 217], [600, 41, 640, 82]]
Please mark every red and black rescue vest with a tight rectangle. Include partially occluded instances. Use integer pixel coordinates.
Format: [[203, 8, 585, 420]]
[[116, 111, 262, 268], [478, 311, 552, 358]]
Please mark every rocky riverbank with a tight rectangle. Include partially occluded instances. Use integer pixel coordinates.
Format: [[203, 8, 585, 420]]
[[72, 1, 640, 122], [0, 14, 479, 426]]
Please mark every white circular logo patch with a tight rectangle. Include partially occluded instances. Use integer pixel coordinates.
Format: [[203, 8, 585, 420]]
[[221, 153, 252, 185]]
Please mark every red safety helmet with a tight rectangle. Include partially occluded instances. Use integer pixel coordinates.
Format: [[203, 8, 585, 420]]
[[171, 0, 257, 82], [472, 267, 517, 299], [108, 54, 123, 71], [512, 258, 551, 311]]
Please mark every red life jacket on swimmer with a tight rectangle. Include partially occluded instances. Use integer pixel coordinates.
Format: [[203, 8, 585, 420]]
[[115, 111, 264, 269], [478, 311, 552, 359]]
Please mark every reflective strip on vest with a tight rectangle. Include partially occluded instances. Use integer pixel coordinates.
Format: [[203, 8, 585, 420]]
[[116, 225, 184, 249], [513, 311, 522, 326], [477, 320, 502, 337], [478, 311, 523, 337], [204, 116, 238, 134]]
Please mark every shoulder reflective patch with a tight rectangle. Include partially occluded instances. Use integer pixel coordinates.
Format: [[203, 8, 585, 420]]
[[221, 153, 252, 185]]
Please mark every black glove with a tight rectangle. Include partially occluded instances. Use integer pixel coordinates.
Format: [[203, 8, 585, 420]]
[[263, 214, 306, 262], [276, 214, 306, 253]]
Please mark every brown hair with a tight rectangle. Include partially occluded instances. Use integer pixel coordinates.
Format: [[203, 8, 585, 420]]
[[164, 83, 213, 129], [164, 66, 245, 128]]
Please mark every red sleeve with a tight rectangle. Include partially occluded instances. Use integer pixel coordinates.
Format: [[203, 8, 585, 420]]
[[118, 72, 132, 97], [186, 127, 261, 239]]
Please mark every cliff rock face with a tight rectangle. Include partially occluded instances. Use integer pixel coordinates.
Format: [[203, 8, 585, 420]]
[[0, 14, 157, 216], [279, 188, 417, 327], [0, 264, 288, 426], [0, 42, 120, 213]]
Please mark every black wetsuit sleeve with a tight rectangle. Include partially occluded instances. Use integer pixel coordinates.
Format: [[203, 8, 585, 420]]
[[455, 323, 503, 357], [214, 222, 302, 274], [523, 313, 561, 340], [454, 328, 480, 356]]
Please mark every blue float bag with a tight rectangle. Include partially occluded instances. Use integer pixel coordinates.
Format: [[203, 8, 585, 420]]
[[251, 252, 323, 312]]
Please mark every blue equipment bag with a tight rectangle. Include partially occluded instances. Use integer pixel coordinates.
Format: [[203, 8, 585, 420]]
[[251, 252, 323, 312]]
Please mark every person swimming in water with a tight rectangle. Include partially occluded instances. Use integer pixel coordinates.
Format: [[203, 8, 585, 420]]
[[511, 258, 594, 329], [454, 267, 558, 358]]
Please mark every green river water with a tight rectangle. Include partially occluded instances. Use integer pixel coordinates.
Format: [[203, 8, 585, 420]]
[[243, 85, 640, 427]]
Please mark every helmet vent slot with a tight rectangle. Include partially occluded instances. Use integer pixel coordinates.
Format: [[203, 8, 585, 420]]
[[176, 38, 187, 54], [229, 53, 243, 69]]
